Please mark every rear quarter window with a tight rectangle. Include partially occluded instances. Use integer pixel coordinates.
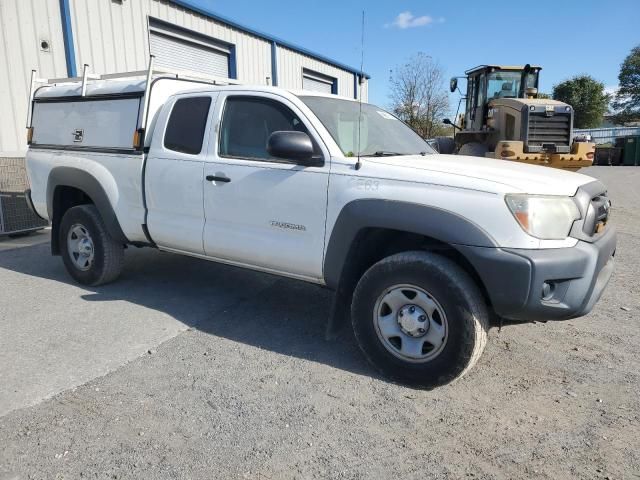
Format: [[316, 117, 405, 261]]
[[164, 97, 212, 155]]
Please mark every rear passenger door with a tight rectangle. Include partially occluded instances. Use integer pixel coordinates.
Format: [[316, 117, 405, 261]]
[[202, 92, 329, 281], [145, 93, 217, 254]]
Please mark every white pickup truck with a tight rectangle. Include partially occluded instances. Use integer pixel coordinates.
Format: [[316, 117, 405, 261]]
[[25, 69, 616, 388]]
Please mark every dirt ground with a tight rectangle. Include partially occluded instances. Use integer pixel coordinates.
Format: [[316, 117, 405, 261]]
[[0, 167, 639, 479]]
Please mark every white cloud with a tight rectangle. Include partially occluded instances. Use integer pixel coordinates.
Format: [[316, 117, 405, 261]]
[[386, 11, 442, 29]]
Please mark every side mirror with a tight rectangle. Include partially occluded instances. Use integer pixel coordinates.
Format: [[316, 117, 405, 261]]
[[267, 131, 320, 166], [443, 118, 452, 125], [449, 78, 458, 93]]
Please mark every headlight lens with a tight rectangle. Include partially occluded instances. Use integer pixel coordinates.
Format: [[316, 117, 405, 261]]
[[505, 194, 581, 240]]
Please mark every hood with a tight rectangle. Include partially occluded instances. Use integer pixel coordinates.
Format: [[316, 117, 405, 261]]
[[366, 154, 594, 196]]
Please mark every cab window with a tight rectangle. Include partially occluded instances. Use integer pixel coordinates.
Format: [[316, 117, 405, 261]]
[[164, 97, 212, 155], [219, 96, 316, 161]]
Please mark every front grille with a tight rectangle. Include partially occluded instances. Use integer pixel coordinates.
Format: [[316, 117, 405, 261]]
[[528, 113, 571, 147], [582, 194, 611, 237]]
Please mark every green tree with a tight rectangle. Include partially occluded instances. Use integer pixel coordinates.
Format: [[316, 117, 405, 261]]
[[612, 45, 640, 124], [552, 75, 610, 128]]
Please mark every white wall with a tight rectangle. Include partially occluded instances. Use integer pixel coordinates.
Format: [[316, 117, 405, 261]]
[[69, 0, 273, 85], [0, 0, 368, 157], [0, 0, 67, 157], [277, 45, 368, 101]]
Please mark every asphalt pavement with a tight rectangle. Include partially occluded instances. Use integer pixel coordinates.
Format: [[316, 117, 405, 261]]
[[0, 167, 638, 479]]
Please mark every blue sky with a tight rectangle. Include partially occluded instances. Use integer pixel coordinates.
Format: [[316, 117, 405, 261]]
[[187, 0, 639, 110]]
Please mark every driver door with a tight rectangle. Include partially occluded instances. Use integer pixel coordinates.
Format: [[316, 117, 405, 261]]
[[202, 92, 329, 282]]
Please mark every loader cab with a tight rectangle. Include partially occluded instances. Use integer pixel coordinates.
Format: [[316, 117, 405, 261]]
[[460, 65, 540, 131]]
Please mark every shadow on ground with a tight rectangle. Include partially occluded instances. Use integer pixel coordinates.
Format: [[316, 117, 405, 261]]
[[0, 242, 377, 379]]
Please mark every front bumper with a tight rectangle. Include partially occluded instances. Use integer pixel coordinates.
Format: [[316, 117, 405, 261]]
[[456, 225, 617, 321], [493, 140, 595, 171]]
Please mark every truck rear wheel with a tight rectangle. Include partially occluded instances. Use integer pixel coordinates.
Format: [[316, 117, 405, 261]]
[[458, 142, 489, 157], [59, 205, 124, 286], [351, 251, 489, 389]]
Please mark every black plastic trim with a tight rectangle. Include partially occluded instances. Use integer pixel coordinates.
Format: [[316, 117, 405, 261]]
[[569, 180, 609, 243], [30, 144, 141, 155], [323, 199, 497, 289], [47, 167, 129, 247], [458, 225, 616, 321], [34, 91, 144, 103]]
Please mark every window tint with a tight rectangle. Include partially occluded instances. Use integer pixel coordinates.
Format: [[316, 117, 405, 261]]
[[219, 96, 312, 160], [164, 96, 212, 154]]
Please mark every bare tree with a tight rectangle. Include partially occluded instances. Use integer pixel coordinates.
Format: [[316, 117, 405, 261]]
[[389, 53, 449, 138]]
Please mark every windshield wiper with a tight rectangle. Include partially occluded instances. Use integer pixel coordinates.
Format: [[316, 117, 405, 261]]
[[361, 151, 408, 157]]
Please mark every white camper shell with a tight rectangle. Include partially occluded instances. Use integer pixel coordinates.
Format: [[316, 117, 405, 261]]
[[27, 61, 243, 153]]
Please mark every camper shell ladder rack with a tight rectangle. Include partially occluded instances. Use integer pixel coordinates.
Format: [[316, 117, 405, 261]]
[[26, 55, 244, 135]]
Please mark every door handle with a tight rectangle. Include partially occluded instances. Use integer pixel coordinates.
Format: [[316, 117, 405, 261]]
[[206, 175, 231, 183]]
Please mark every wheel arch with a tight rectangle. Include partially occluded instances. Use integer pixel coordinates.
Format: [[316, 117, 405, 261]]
[[324, 200, 497, 288], [47, 167, 128, 255]]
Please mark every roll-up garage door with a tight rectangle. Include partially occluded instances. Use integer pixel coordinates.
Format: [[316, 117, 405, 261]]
[[302, 70, 335, 94], [149, 22, 230, 78]]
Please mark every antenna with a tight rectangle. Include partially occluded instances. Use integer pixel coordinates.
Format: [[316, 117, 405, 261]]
[[355, 10, 365, 171]]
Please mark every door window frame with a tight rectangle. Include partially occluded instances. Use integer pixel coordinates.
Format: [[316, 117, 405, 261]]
[[210, 91, 328, 168], [152, 92, 218, 161]]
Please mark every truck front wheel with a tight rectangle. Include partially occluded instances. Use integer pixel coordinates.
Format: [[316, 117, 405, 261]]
[[59, 205, 124, 286], [351, 251, 489, 389]]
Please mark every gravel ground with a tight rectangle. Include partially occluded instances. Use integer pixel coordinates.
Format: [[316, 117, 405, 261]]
[[1, 167, 639, 480]]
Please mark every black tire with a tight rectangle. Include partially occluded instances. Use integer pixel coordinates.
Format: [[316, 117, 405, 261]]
[[434, 136, 455, 155], [59, 205, 124, 286], [351, 251, 489, 389], [458, 142, 489, 157]]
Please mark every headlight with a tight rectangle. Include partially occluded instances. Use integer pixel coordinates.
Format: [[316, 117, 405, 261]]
[[505, 194, 581, 240]]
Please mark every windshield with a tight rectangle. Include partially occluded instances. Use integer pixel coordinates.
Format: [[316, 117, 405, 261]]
[[299, 96, 436, 157], [486, 71, 538, 100]]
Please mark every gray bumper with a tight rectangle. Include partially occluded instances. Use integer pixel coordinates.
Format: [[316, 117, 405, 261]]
[[456, 226, 617, 321]]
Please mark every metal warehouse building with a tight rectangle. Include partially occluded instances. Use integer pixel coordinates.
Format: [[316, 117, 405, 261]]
[[0, 0, 370, 163]]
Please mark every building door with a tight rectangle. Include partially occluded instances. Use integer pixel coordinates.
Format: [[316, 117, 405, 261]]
[[302, 70, 335, 94], [149, 20, 230, 78]]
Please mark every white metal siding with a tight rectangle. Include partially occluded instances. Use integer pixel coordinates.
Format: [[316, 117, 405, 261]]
[[359, 77, 369, 102], [277, 46, 367, 101], [1, 0, 368, 157], [68, 0, 272, 84], [0, 0, 67, 156], [149, 31, 229, 78]]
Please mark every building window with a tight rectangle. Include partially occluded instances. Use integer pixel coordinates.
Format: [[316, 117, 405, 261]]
[[302, 69, 337, 95], [164, 97, 212, 155]]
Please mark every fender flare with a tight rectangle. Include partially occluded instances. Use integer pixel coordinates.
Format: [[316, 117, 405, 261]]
[[323, 199, 497, 289], [47, 167, 128, 251]]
